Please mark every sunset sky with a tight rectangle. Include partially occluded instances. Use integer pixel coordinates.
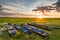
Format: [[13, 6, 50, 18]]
[[0, 0, 60, 18]]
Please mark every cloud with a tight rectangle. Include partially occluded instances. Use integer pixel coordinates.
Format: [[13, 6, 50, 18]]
[[0, 0, 57, 12], [1, 0, 60, 18]]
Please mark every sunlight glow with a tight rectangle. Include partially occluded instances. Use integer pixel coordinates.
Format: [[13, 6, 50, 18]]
[[36, 11, 43, 18], [38, 16, 43, 18]]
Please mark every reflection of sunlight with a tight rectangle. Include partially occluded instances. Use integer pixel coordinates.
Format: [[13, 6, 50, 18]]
[[35, 18, 45, 22]]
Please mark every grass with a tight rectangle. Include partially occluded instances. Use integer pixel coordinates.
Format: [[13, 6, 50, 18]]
[[0, 17, 60, 40]]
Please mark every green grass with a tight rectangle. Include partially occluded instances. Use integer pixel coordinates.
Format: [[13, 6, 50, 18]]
[[0, 17, 60, 40]]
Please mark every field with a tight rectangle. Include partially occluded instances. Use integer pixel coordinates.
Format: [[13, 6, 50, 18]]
[[0, 17, 60, 40]]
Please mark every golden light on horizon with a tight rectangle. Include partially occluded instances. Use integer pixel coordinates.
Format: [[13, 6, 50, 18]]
[[34, 12, 45, 22], [34, 18, 45, 23]]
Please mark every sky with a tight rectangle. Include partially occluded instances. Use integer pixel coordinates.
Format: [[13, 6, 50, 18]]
[[0, 0, 57, 12], [0, 0, 60, 18]]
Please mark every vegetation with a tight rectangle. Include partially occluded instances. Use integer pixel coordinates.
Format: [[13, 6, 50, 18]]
[[0, 17, 60, 40]]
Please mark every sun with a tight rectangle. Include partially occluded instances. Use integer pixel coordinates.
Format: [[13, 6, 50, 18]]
[[38, 16, 43, 18], [36, 12, 43, 18]]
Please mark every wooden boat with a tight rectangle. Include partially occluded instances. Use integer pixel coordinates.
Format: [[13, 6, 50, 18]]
[[7, 23, 16, 35], [13, 24, 31, 34], [22, 24, 49, 37], [27, 22, 51, 31]]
